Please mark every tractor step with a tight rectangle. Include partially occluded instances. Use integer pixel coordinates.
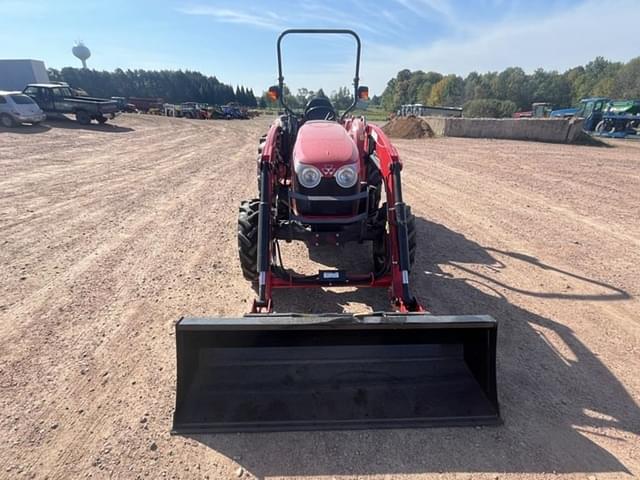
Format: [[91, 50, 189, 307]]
[[172, 313, 500, 433]]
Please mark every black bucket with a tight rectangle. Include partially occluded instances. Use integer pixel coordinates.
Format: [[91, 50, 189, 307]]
[[172, 313, 500, 433]]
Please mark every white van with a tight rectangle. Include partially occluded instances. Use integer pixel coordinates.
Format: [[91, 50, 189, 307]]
[[0, 91, 46, 127]]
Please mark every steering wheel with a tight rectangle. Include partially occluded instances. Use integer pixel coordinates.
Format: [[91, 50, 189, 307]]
[[304, 106, 336, 121]]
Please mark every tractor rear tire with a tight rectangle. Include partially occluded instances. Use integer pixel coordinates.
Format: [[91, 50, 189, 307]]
[[373, 203, 416, 273], [238, 199, 260, 281]]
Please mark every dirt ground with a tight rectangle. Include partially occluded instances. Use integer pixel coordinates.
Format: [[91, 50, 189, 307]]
[[1, 114, 639, 480]]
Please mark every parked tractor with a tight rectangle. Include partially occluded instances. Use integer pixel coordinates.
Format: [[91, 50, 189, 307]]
[[172, 29, 500, 433], [592, 99, 640, 137], [180, 102, 207, 119], [222, 104, 249, 119], [552, 97, 640, 137]]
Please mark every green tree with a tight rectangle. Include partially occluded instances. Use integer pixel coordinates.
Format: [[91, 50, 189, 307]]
[[330, 86, 353, 110], [376, 56, 638, 114], [428, 75, 464, 106], [495, 67, 531, 109], [463, 99, 517, 118], [46, 67, 257, 106], [611, 57, 640, 98], [380, 77, 397, 111]]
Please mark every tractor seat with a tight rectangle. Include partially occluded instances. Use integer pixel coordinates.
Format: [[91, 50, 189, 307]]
[[304, 97, 337, 121]]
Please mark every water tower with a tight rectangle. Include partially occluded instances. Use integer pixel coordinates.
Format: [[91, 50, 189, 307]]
[[72, 41, 91, 69]]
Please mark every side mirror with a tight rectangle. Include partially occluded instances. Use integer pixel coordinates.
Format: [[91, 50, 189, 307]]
[[357, 86, 369, 101], [267, 86, 281, 102]]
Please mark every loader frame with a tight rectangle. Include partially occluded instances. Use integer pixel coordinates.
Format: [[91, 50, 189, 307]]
[[253, 121, 421, 314], [255, 28, 420, 314]]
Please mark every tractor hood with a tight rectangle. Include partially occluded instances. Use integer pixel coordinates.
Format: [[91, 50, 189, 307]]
[[293, 121, 359, 171]]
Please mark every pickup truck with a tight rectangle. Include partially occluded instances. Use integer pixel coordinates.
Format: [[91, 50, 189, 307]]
[[22, 84, 119, 125]]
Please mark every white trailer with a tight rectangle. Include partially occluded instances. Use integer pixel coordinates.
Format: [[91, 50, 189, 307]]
[[0, 59, 50, 91]]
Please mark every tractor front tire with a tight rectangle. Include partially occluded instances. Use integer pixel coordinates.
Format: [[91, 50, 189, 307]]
[[238, 199, 260, 281]]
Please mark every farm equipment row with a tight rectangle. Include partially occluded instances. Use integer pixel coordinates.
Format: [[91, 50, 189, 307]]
[[513, 98, 640, 139], [162, 102, 251, 120], [13, 85, 255, 126], [125, 97, 254, 120], [548, 98, 640, 138]]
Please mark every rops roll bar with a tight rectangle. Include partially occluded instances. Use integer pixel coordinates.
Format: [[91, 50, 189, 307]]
[[276, 29, 362, 120]]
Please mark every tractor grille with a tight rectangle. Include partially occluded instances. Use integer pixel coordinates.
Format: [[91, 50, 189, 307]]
[[295, 178, 360, 215]]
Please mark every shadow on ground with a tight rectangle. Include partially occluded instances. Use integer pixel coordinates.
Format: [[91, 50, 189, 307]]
[[44, 116, 134, 133], [185, 217, 638, 478], [0, 116, 133, 133], [0, 123, 51, 134]]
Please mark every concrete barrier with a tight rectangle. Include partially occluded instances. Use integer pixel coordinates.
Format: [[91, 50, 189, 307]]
[[422, 116, 586, 144], [423, 116, 447, 137]]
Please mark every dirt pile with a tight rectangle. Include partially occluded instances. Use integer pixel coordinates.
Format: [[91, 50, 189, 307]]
[[382, 115, 434, 139], [572, 130, 609, 146]]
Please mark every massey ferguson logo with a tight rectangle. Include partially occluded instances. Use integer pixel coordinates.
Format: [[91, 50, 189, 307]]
[[321, 165, 336, 176]]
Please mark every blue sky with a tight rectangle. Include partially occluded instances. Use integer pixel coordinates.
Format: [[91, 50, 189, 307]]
[[1, 0, 639, 95]]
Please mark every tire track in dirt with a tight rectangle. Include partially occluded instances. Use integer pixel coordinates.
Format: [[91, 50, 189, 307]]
[[396, 138, 640, 479], [1, 115, 268, 477]]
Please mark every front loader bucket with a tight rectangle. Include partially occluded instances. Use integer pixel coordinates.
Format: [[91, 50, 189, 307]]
[[172, 314, 500, 433]]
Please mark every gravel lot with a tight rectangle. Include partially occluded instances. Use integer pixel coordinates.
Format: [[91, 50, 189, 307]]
[[1, 114, 639, 479]]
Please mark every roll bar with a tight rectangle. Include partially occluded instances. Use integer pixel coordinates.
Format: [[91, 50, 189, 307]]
[[276, 29, 362, 120]]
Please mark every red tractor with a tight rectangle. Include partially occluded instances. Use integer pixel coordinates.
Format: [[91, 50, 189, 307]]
[[173, 30, 500, 433], [239, 91, 419, 312]]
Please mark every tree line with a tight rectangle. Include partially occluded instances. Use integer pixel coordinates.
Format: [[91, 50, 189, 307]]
[[377, 56, 640, 117], [47, 67, 258, 106]]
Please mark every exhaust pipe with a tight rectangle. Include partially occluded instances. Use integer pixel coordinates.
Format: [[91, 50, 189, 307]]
[[172, 313, 500, 433]]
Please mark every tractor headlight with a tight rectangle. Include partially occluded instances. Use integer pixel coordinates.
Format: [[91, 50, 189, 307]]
[[297, 165, 322, 189], [335, 165, 358, 188]]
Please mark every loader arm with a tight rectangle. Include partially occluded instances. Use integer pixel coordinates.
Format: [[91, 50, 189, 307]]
[[367, 124, 421, 311], [253, 123, 280, 312]]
